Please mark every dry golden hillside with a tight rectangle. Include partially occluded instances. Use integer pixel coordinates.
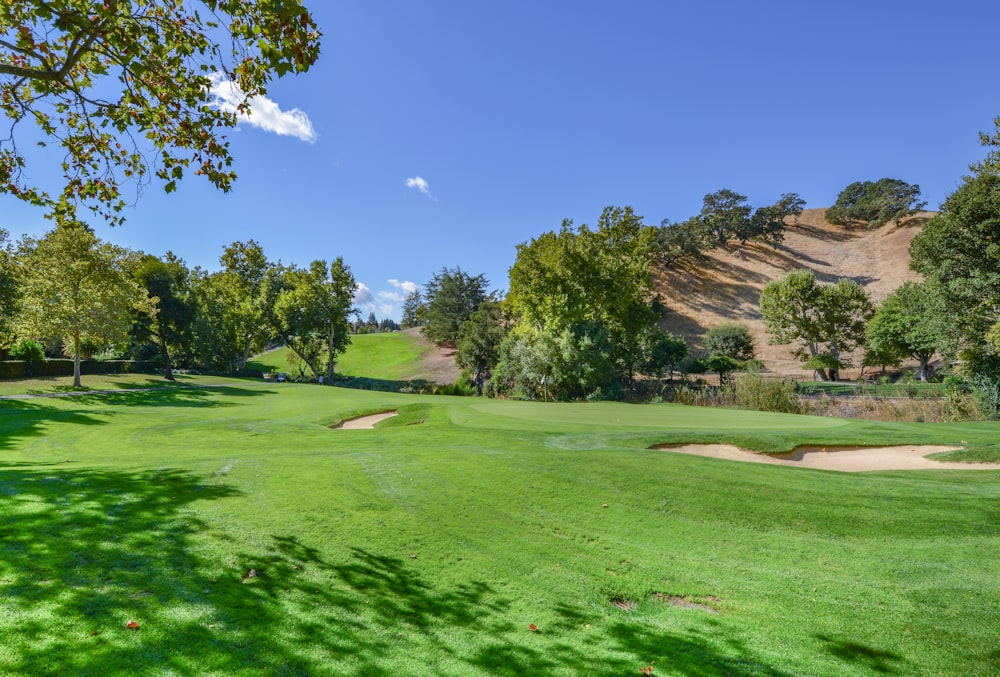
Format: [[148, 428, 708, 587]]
[[654, 208, 933, 377]]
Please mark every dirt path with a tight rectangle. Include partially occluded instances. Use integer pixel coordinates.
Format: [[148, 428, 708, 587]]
[[333, 411, 398, 429], [655, 443, 1000, 472]]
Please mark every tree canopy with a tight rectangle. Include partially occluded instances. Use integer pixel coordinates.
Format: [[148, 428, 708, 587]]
[[274, 257, 356, 382], [759, 269, 872, 381], [15, 222, 154, 385], [422, 267, 491, 347], [910, 118, 1000, 375], [0, 1, 320, 225], [825, 178, 925, 230], [505, 205, 658, 383], [865, 281, 945, 381]]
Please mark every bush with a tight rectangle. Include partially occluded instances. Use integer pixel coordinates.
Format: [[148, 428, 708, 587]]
[[728, 372, 802, 414], [9, 339, 45, 365]]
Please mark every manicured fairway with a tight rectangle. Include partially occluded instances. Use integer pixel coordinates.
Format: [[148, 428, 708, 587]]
[[1, 382, 998, 675]]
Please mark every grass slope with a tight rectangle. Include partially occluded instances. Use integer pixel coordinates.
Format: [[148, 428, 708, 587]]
[[249, 331, 441, 383], [1, 384, 998, 675]]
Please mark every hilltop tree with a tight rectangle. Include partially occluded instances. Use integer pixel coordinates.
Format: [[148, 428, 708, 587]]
[[15, 223, 155, 386], [692, 189, 804, 248], [826, 178, 926, 229], [422, 267, 491, 347], [0, 1, 320, 226], [654, 218, 712, 267], [759, 269, 873, 381]]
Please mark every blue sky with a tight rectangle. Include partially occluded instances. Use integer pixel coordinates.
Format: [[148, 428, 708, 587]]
[[4, 1, 1000, 320]]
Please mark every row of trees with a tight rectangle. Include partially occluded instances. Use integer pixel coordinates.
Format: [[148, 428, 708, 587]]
[[656, 189, 805, 267], [0, 226, 362, 386], [411, 207, 693, 400]]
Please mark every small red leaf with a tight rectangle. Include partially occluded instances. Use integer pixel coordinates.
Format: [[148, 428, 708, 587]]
[[125, 620, 140, 630], [528, 623, 539, 632]]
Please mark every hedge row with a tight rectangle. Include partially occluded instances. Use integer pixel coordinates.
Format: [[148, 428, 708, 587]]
[[0, 360, 160, 379]]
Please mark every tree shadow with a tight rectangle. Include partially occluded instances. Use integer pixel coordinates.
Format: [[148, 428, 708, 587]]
[[19, 384, 273, 407], [0, 399, 105, 450], [0, 466, 254, 675], [231, 540, 805, 675], [816, 634, 906, 674]]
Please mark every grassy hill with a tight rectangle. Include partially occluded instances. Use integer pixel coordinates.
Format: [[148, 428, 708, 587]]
[[0, 380, 998, 674], [654, 208, 932, 377], [248, 328, 460, 384]]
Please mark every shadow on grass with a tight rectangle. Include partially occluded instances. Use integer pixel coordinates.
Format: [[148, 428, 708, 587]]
[[816, 634, 905, 674], [0, 466, 259, 675], [17, 384, 274, 407], [233, 540, 801, 675], [0, 467, 808, 674], [0, 399, 105, 450]]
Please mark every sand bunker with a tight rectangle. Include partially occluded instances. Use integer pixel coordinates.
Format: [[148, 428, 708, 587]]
[[654, 443, 1000, 472], [333, 411, 398, 430]]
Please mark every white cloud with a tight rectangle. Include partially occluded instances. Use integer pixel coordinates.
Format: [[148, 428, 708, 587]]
[[353, 282, 373, 307], [209, 73, 317, 143], [388, 279, 419, 295], [405, 176, 434, 198]]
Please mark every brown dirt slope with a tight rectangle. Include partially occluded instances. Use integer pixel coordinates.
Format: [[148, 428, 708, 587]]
[[404, 327, 462, 384], [654, 208, 933, 377]]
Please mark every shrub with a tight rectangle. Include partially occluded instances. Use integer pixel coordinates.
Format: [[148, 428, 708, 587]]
[[728, 372, 802, 414]]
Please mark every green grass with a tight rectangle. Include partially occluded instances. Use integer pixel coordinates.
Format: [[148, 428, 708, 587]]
[[1, 384, 998, 675], [248, 332, 437, 383]]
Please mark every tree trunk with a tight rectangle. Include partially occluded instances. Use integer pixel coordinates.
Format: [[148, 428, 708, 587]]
[[159, 339, 174, 381], [918, 355, 929, 381], [73, 333, 82, 388], [327, 321, 336, 383]]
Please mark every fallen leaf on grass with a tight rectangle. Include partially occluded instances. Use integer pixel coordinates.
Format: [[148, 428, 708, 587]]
[[125, 620, 140, 630], [528, 623, 539, 632], [408, 553, 417, 559]]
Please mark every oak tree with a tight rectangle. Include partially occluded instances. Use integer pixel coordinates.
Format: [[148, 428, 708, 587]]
[[759, 269, 873, 381]]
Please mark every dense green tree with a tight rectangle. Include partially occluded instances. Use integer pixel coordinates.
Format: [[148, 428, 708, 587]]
[[759, 269, 873, 381], [506, 206, 657, 384], [456, 300, 508, 394], [15, 223, 155, 386], [691, 190, 804, 248], [422, 267, 491, 347], [739, 193, 806, 246], [0, 228, 18, 349], [826, 178, 926, 229], [0, 1, 320, 225], [909, 119, 1000, 404], [492, 323, 616, 401], [699, 189, 751, 247], [865, 281, 945, 381], [132, 252, 195, 380], [654, 218, 712, 267], [274, 258, 356, 382], [704, 322, 756, 362], [638, 328, 689, 381], [218, 240, 283, 369]]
